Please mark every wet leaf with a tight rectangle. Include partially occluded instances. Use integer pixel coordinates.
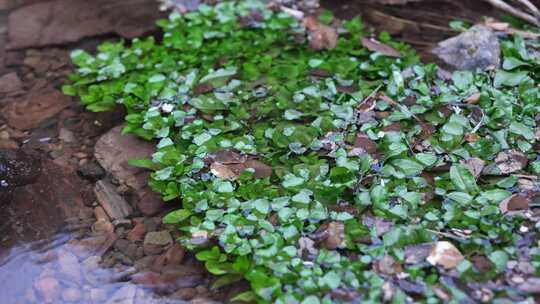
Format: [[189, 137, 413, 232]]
[[361, 38, 401, 58], [499, 194, 530, 213], [494, 150, 528, 174]]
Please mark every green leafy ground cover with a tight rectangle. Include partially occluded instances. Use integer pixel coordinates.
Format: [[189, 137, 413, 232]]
[[64, 1, 540, 303]]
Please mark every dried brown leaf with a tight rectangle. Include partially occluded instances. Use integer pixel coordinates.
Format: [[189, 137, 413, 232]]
[[462, 157, 485, 180], [324, 221, 345, 250], [495, 149, 528, 174], [499, 193, 530, 214], [361, 37, 401, 58], [426, 241, 464, 269], [304, 16, 338, 50], [465, 92, 481, 104]]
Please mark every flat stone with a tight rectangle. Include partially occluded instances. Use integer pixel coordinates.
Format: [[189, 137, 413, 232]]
[[94, 125, 155, 191], [7, 0, 163, 49], [432, 25, 500, 71], [94, 180, 133, 221], [137, 188, 166, 217], [126, 221, 145, 242], [0, 72, 22, 94], [1, 88, 71, 130], [144, 230, 173, 247]]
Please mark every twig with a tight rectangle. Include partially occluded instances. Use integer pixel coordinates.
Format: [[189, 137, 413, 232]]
[[515, 0, 540, 18], [449, 103, 485, 134], [483, 0, 540, 27], [426, 229, 470, 241]]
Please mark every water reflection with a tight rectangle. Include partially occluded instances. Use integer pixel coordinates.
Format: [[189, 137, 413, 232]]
[[0, 234, 186, 304]]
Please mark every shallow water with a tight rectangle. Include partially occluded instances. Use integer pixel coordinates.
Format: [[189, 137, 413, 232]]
[[0, 233, 187, 304]]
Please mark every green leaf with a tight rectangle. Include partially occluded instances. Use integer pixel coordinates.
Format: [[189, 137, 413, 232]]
[[163, 209, 192, 224], [449, 164, 479, 194], [509, 121, 535, 140], [494, 70, 529, 87]]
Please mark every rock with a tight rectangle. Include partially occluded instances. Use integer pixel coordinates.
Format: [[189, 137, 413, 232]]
[[82, 255, 102, 272], [90, 288, 107, 302], [1, 88, 71, 130], [172, 288, 197, 301], [432, 25, 500, 71], [7, 0, 163, 49], [115, 239, 139, 260], [61, 288, 81, 302], [58, 128, 75, 143], [143, 244, 165, 256], [94, 180, 133, 220], [94, 206, 109, 222], [105, 284, 137, 304], [144, 230, 173, 247], [0, 72, 22, 94], [77, 161, 106, 182], [57, 250, 82, 283], [137, 188, 166, 216], [164, 244, 186, 265], [134, 255, 157, 271], [126, 221, 146, 242], [33, 277, 60, 303], [94, 126, 154, 191], [92, 219, 114, 234]]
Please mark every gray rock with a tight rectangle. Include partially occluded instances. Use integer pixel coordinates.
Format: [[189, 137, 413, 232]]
[[94, 180, 133, 220], [105, 284, 137, 304], [432, 25, 500, 71], [144, 230, 173, 247]]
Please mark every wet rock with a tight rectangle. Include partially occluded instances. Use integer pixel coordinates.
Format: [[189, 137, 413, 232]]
[[135, 255, 157, 271], [90, 288, 107, 302], [57, 250, 82, 283], [0, 72, 22, 94], [164, 244, 186, 265], [94, 180, 133, 221], [7, 0, 163, 49], [77, 161, 105, 182], [58, 128, 75, 143], [432, 25, 500, 71], [144, 244, 165, 256], [61, 288, 81, 302], [33, 276, 60, 303], [144, 230, 173, 247], [105, 283, 137, 304], [82, 255, 102, 272]]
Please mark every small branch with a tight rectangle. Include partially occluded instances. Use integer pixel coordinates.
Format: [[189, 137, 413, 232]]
[[515, 0, 540, 18], [484, 0, 540, 27]]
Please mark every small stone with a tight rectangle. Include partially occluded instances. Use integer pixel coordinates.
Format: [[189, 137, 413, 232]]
[[92, 219, 114, 234], [143, 244, 164, 256], [134, 256, 157, 271], [82, 255, 102, 272], [432, 25, 500, 71], [33, 277, 60, 303], [94, 206, 109, 222], [113, 219, 132, 228], [165, 244, 186, 265], [58, 128, 75, 143], [77, 161, 105, 181], [94, 180, 133, 220], [137, 188, 166, 216], [0, 72, 23, 94], [57, 250, 82, 283], [61, 288, 81, 302], [126, 221, 146, 242], [90, 288, 107, 302], [144, 230, 173, 247], [172, 288, 197, 301], [78, 207, 94, 220]]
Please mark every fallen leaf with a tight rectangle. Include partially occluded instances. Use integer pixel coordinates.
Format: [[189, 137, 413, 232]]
[[303, 16, 338, 50], [352, 133, 378, 156], [465, 92, 481, 104], [361, 37, 401, 57], [461, 157, 485, 180], [324, 221, 345, 250], [494, 150, 528, 174], [499, 194, 530, 214], [464, 133, 480, 143], [206, 150, 272, 180], [404, 243, 434, 264], [426, 241, 464, 269], [375, 254, 402, 275]]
